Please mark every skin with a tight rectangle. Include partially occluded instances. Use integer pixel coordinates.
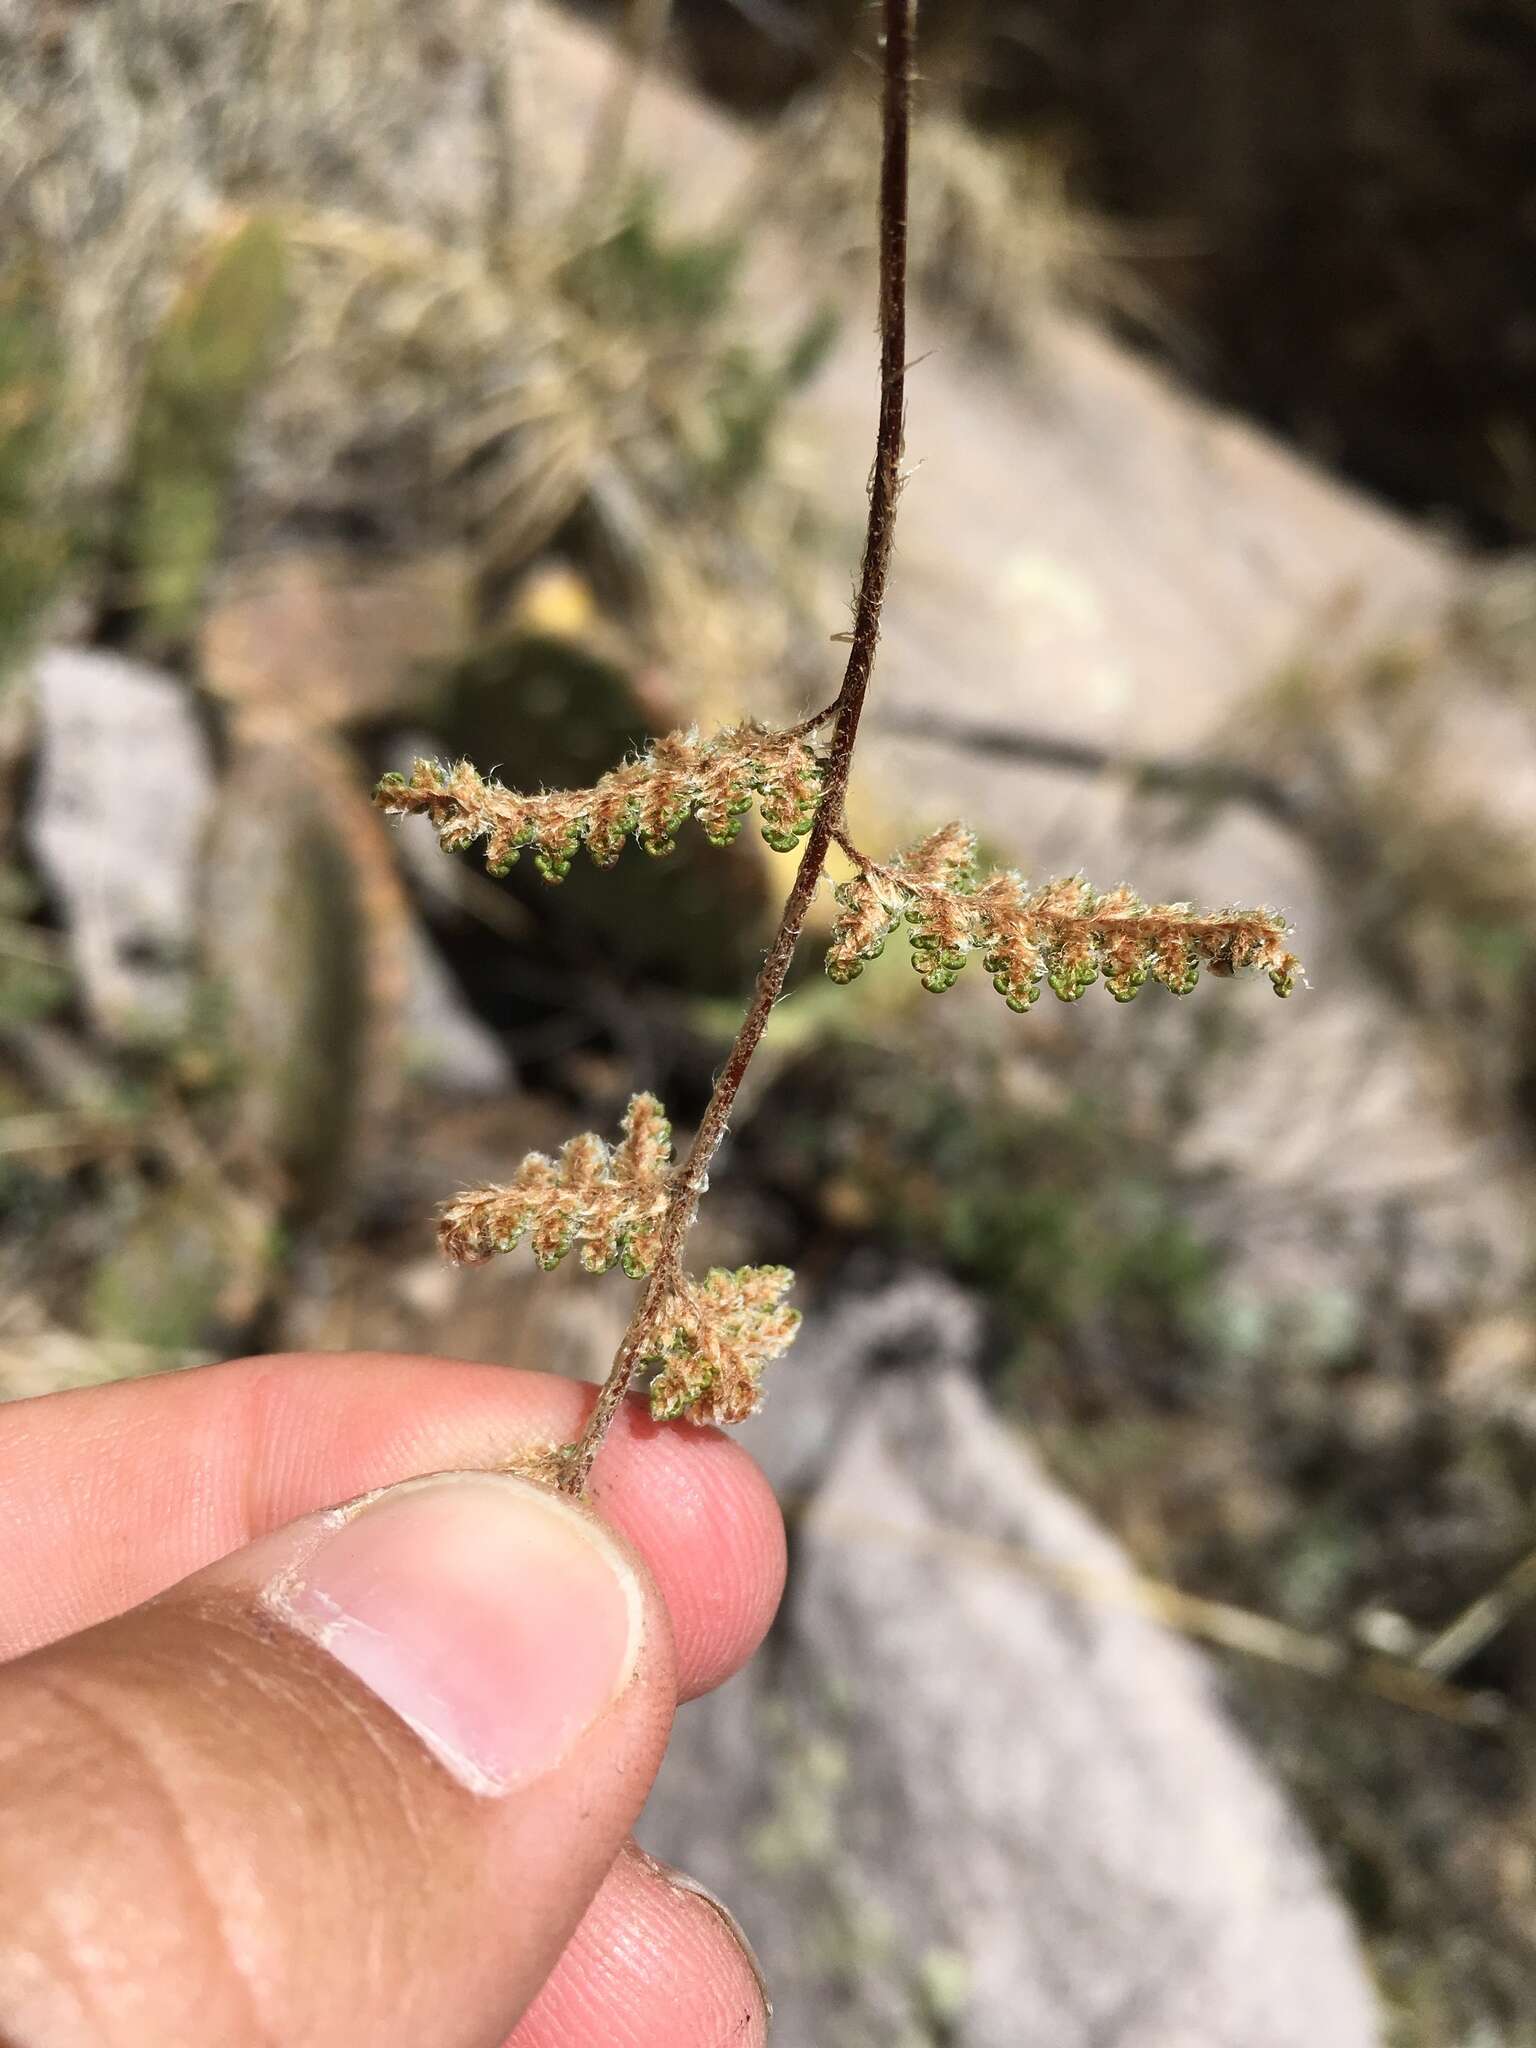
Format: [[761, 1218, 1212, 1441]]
[[0, 1353, 786, 2048]]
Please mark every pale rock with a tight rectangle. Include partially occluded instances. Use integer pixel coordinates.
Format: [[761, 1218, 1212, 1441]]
[[643, 1283, 1381, 2048], [25, 647, 214, 1044]]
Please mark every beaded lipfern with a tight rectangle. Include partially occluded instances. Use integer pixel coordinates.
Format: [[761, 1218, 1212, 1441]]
[[825, 825, 1301, 1005], [375, 1, 1301, 1494], [433, 1094, 802, 1428], [378, 721, 1300, 1442], [376, 721, 822, 882], [438, 1093, 674, 1276], [645, 1264, 800, 1427]]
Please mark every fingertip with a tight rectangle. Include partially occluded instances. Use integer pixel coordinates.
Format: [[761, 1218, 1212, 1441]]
[[588, 1402, 787, 1702], [508, 1842, 770, 2048], [223, 1356, 788, 1700], [1, 1354, 787, 1702]]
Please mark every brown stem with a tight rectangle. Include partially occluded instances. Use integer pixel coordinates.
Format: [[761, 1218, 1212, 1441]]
[[783, 697, 843, 739], [558, 0, 917, 1495], [831, 823, 875, 868]]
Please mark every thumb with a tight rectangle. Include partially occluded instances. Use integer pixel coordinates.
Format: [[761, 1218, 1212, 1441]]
[[0, 1470, 675, 2048]]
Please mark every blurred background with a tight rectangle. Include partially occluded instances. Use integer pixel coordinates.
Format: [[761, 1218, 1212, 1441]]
[[3, 2, 1536, 2041]]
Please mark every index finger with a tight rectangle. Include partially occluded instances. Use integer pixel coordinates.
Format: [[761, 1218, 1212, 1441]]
[[0, 1352, 785, 1700]]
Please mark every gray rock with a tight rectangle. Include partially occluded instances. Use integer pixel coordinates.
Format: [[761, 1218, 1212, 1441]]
[[726, 1265, 984, 1499], [643, 1309, 1380, 2048], [25, 647, 215, 1045]]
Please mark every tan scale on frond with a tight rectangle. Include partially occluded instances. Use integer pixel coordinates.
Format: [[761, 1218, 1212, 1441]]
[[438, 1092, 674, 1276], [436, 1095, 801, 1425], [373, 721, 824, 883], [827, 825, 1301, 1005], [645, 1264, 801, 1426]]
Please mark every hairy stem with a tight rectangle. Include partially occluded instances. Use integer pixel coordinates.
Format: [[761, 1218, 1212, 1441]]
[[558, 0, 916, 1494]]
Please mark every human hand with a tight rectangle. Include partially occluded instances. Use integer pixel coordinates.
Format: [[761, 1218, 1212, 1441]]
[[0, 1351, 785, 2046]]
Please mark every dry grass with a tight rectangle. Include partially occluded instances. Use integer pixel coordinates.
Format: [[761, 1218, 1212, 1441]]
[[0, 0, 824, 688], [744, 85, 1163, 352]]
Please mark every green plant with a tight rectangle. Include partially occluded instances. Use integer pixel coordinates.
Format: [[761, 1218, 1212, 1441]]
[[560, 179, 842, 497], [117, 214, 287, 643], [0, 267, 69, 673], [374, 0, 1301, 1495]]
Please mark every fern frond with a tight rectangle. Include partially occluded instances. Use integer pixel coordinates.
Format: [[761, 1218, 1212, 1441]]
[[437, 1092, 674, 1275], [645, 1263, 801, 1425], [374, 721, 823, 882], [827, 825, 1301, 1004], [436, 1090, 799, 1425]]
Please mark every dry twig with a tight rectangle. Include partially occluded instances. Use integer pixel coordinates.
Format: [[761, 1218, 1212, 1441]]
[[800, 1503, 1510, 1732]]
